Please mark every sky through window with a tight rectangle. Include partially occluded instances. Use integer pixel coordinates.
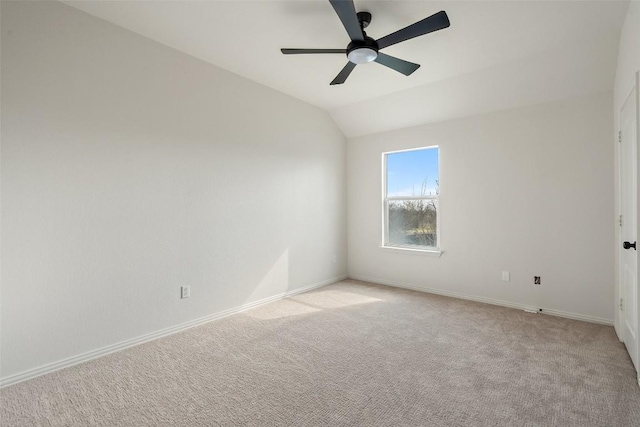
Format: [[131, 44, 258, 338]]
[[386, 147, 438, 197]]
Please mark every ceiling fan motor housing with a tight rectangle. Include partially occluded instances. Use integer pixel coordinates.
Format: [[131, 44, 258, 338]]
[[346, 36, 379, 64]]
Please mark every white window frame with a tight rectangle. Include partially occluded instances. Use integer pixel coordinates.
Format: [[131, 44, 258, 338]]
[[381, 146, 442, 256]]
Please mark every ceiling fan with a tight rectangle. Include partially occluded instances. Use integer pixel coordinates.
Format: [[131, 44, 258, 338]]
[[280, 0, 450, 85]]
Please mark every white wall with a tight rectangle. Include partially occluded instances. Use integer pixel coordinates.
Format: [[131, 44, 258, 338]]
[[613, 0, 640, 337], [348, 92, 614, 323], [1, 1, 347, 381]]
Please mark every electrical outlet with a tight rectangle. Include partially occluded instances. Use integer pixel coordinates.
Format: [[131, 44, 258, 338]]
[[501, 271, 510, 281], [181, 286, 190, 299], [332, 254, 337, 263], [534, 276, 541, 285]]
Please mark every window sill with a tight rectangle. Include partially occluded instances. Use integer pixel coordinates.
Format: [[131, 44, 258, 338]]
[[379, 245, 443, 257]]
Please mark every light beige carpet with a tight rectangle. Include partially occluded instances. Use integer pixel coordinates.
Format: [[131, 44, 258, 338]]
[[1, 280, 639, 426]]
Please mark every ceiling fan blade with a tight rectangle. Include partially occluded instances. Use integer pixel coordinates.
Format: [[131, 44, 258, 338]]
[[330, 62, 357, 85], [329, 0, 364, 42], [374, 53, 420, 76], [376, 11, 450, 50], [281, 48, 346, 54]]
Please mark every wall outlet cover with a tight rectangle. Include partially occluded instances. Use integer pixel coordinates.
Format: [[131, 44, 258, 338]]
[[181, 286, 190, 299]]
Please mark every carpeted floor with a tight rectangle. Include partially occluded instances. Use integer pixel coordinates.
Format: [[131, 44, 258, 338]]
[[1, 280, 639, 426]]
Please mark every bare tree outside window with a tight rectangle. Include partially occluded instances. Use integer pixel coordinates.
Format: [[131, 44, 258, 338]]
[[388, 179, 438, 247]]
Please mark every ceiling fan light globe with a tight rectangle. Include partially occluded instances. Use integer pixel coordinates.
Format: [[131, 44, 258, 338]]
[[347, 47, 378, 64]]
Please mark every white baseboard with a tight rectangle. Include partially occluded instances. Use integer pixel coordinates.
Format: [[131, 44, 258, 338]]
[[0, 275, 347, 388], [348, 274, 614, 326]]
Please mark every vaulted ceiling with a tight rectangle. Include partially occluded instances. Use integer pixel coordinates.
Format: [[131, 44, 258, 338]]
[[64, 0, 629, 137]]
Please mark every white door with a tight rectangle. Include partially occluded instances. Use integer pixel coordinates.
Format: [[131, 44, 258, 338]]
[[620, 74, 639, 372]]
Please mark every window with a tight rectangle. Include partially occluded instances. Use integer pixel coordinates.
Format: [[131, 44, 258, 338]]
[[383, 146, 439, 250]]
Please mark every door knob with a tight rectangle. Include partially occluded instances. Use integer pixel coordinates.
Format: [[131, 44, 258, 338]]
[[623, 241, 636, 250]]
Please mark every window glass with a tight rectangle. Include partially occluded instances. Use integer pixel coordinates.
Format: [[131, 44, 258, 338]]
[[388, 199, 438, 247], [386, 148, 439, 197], [384, 147, 439, 250]]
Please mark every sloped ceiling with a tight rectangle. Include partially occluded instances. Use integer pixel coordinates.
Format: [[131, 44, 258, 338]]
[[63, 0, 628, 137]]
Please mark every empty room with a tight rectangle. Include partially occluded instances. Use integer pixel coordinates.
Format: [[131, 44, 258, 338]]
[[1, 0, 640, 425]]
